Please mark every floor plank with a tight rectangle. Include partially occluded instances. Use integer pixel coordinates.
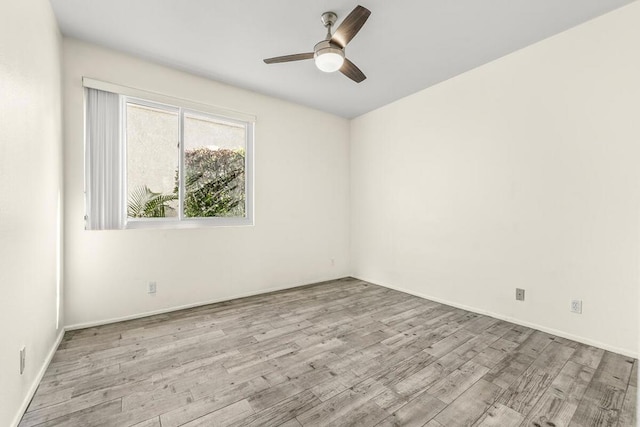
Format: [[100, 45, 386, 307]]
[[496, 341, 576, 415], [618, 385, 636, 427], [569, 352, 635, 427], [19, 278, 637, 427], [433, 379, 503, 426], [474, 402, 523, 426], [181, 399, 254, 427], [376, 391, 445, 427], [521, 360, 595, 427]]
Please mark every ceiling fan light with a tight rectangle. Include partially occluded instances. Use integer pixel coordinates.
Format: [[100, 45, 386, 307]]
[[315, 47, 345, 73]]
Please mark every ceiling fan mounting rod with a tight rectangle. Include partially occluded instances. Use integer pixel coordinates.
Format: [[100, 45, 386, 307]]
[[321, 11, 337, 39]]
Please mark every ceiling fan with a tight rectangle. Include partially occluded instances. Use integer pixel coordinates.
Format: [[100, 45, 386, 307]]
[[263, 5, 371, 83]]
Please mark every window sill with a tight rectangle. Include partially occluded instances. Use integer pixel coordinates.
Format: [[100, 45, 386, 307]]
[[125, 217, 254, 229]]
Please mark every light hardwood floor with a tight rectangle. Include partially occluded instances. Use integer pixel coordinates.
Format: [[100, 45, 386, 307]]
[[20, 278, 637, 426]]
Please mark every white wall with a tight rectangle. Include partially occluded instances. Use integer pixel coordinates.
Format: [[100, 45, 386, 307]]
[[0, 0, 63, 425], [63, 39, 350, 327], [351, 3, 640, 357]]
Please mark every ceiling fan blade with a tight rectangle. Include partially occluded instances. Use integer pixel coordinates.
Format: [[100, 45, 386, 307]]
[[331, 5, 371, 48], [340, 58, 366, 83], [264, 53, 314, 64]]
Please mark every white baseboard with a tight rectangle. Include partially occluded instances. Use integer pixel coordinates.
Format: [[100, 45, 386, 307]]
[[11, 328, 65, 427], [65, 276, 346, 331], [354, 276, 638, 359]]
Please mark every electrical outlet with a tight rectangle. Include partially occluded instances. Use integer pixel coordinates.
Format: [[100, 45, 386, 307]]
[[330, 258, 335, 267], [19, 347, 26, 375], [148, 281, 157, 294], [516, 288, 525, 301], [570, 299, 582, 314]]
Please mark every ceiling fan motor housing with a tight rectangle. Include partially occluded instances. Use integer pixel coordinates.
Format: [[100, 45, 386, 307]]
[[314, 40, 344, 57]]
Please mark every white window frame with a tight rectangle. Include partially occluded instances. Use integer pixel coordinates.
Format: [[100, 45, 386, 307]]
[[84, 78, 255, 229]]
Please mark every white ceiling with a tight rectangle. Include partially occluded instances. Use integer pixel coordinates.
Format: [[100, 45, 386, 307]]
[[50, 0, 631, 118]]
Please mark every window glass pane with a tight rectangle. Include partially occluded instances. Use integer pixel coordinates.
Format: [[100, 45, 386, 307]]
[[183, 112, 246, 218], [126, 102, 179, 218]]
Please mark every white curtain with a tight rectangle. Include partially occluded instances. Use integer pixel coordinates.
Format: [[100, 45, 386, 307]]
[[85, 88, 125, 230]]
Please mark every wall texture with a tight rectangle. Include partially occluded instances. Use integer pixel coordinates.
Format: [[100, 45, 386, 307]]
[[0, 0, 64, 425], [63, 39, 350, 327], [351, 3, 639, 357]]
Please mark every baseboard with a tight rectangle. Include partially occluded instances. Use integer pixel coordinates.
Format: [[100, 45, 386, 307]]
[[65, 276, 350, 331], [353, 276, 638, 359], [11, 328, 65, 427]]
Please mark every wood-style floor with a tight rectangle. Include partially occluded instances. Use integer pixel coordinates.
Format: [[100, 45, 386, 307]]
[[21, 278, 637, 427]]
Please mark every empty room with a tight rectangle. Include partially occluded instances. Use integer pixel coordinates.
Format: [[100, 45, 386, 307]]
[[1, 0, 638, 426]]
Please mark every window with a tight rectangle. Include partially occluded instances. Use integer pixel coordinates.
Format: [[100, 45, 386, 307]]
[[84, 80, 254, 230], [125, 98, 250, 224]]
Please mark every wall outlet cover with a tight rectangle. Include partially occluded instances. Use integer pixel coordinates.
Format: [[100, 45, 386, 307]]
[[20, 347, 26, 375], [570, 299, 582, 314], [516, 288, 525, 301], [148, 281, 157, 294]]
